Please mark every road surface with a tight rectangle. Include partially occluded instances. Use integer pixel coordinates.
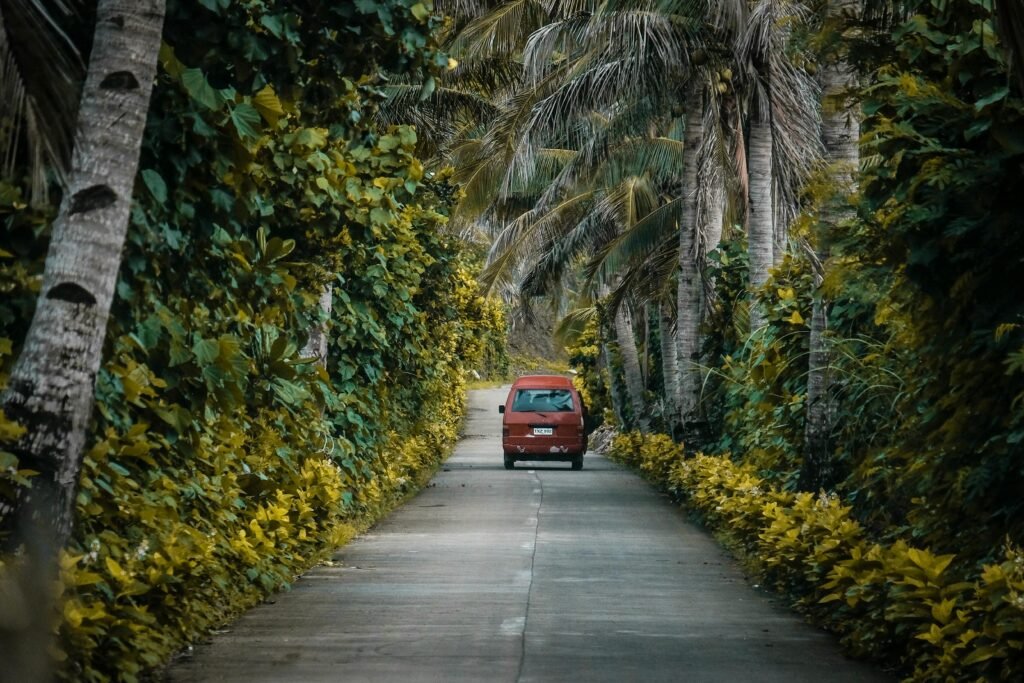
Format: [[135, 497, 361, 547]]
[[166, 386, 889, 682]]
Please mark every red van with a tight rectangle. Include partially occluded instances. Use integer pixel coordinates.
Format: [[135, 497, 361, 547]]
[[498, 375, 587, 470]]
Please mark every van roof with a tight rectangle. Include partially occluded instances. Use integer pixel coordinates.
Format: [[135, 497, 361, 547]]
[[511, 374, 575, 388]]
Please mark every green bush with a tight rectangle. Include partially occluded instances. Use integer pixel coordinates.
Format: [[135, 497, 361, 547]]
[[1, 2, 507, 680]]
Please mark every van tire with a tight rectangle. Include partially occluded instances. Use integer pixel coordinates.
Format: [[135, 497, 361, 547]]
[[504, 456, 514, 470], [571, 456, 583, 470]]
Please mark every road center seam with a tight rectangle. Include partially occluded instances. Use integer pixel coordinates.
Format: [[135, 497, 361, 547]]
[[516, 470, 543, 683]]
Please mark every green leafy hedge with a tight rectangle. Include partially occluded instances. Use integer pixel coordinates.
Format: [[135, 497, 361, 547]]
[[609, 432, 1024, 681], [1, 1, 507, 680]]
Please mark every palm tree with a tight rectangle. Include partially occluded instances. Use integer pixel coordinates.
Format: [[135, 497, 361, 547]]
[[799, 0, 860, 491], [736, 0, 821, 330], [2, 0, 166, 551], [675, 81, 706, 434]]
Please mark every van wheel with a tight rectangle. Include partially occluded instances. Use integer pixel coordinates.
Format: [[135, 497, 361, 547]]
[[571, 456, 583, 470], [504, 456, 514, 470]]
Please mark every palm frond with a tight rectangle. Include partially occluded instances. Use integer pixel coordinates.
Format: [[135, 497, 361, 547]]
[[520, 206, 614, 297], [553, 305, 597, 347], [480, 189, 595, 293], [586, 194, 681, 285], [603, 236, 679, 315], [593, 135, 685, 188], [0, 0, 86, 198], [451, 0, 548, 59]]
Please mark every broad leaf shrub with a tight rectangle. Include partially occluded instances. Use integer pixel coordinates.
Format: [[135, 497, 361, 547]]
[[1, 1, 508, 680], [608, 432, 1024, 681]]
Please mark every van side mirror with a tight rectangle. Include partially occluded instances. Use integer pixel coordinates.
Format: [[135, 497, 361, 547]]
[[498, 405, 505, 414]]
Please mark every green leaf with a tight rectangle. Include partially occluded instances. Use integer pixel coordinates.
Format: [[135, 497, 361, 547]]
[[260, 14, 284, 38], [198, 0, 229, 11], [181, 68, 224, 110], [193, 338, 221, 364], [230, 103, 262, 140], [419, 75, 436, 101], [974, 87, 1008, 111], [142, 170, 167, 203], [292, 128, 327, 149]]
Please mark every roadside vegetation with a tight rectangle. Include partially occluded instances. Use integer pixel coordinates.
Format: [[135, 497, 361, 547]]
[[2, 0, 1022, 680], [0, 2, 505, 679], [409, 0, 1024, 679]]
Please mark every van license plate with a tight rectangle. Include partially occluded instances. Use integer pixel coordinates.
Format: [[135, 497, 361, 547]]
[[533, 427, 553, 436]]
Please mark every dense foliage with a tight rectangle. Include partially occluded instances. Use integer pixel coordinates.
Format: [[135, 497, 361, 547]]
[[566, 1, 1024, 675], [572, 0, 1024, 556], [1, 0, 505, 678]]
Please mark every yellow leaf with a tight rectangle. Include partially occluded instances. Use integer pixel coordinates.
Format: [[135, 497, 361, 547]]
[[785, 310, 805, 325], [63, 601, 83, 628], [74, 571, 105, 587], [777, 287, 795, 300], [253, 85, 285, 126], [104, 556, 129, 585], [931, 598, 956, 624]]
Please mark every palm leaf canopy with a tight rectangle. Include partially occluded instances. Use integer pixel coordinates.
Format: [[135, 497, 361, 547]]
[[0, 0, 86, 198]]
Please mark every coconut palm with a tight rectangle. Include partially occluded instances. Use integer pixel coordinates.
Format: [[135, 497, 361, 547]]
[[799, 0, 860, 491], [735, 0, 822, 330], [2, 0, 166, 551]]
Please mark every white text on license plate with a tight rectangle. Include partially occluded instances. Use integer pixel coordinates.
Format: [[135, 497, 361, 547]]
[[533, 427, 553, 436]]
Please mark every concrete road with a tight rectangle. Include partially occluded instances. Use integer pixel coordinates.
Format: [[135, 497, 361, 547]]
[[166, 387, 890, 682]]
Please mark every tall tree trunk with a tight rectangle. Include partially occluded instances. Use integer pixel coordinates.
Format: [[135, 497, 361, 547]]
[[702, 175, 725, 262], [601, 340, 627, 428], [658, 300, 679, 436], [613, 304, 647, 431], [773, 196, 788, 267], [1, 0, 166, 549], [301, 284, 333, 368], [799, 0, 859, 492], [747, 116, 774, 331], [676, 82, 705, 439]]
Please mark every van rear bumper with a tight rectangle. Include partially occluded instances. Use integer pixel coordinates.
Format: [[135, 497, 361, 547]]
[[502, 438, 585, 457]]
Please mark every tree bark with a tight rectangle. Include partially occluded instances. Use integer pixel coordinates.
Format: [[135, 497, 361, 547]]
[[1, 0, 166, 550], [613, 304, 647, 431], [799, 0, 859, 492], [747, 116, 774, 331], [702, 175, 725, 262], [301, 284, 333, 368], [601, 340, 627, 428], [658, 300, 679, 436], [676, 82, 704, 439]]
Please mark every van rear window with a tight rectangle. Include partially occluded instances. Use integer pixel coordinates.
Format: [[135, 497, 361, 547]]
[[511, 389, 575, 412]]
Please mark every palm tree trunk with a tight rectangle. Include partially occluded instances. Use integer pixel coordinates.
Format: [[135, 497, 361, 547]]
[[601, 340, 627, 428], [659, 300, 679, 435], [614, 304, 647, 431], [677, 83, 704, 438], [1, 0, 166, 550], [703, 175, 725, 261], [799, 0, 860, 492], [747, 116, 774, 331]]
